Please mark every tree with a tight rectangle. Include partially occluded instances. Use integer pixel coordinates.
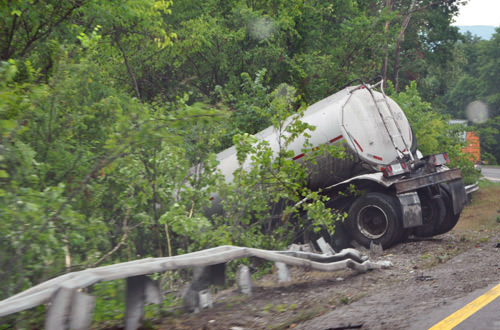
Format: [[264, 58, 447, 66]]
[[473, 116, 500, 165], [382, 0, 463, 92], [0, 0, 86, 61], [441, 28, 500, 162], [476, 28, 500, 118]]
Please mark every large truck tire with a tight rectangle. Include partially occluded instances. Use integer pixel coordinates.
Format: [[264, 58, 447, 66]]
[[413, 189, 446, 238], [346, 192, 403, 249], [433, 185, 461, 235]]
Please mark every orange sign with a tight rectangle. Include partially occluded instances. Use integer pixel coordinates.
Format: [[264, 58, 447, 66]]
[[462, 131, 480, 163]]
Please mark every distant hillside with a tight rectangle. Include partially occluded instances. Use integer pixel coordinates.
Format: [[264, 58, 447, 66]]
[[457, 25, 497, 40]]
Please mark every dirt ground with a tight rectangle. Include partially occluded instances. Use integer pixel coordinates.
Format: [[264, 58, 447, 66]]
[[158, 183, 500, 330]]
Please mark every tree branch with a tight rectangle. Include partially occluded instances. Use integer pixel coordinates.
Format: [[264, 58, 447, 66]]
[[19, 1, 87, 58], [89, 211, 132, 267], [113, 33, 142, 100]]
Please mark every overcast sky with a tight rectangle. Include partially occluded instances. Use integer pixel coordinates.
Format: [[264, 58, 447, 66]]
[[452, 0, 500, 26]]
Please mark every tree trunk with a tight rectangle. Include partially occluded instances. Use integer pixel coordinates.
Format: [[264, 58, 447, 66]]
[[394, 0, 417, 92], [381, 0, 393, 85], [114, 35, 141, 100]]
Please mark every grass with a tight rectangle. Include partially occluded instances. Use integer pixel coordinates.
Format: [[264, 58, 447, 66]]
[[454, 182, 500, 234], [478, 179, 500, 188], [263, 302, 299, 314], [411, 184, 500, 270]]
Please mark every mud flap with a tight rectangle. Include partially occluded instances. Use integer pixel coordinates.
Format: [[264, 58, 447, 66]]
[[448, 179, 467, 215], [397, 192, 422, 228]]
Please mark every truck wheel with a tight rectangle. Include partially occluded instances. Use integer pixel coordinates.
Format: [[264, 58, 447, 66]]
[[413, 191, 445, 238], [346, 192, 403, 249], [433, 186, 460, 235]]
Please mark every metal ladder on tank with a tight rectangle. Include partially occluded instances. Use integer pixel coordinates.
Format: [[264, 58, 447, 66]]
[[366, 81, 415, 162]]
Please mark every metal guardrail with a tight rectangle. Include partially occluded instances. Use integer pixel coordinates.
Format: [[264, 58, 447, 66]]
[[465, 183, 479, 195], [0, 244, 390, 330]]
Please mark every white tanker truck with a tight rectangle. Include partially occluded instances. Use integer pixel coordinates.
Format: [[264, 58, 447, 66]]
[[209, 82, 467, 249]]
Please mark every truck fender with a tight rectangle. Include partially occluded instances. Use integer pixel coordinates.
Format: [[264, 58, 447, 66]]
[[397, 192, 423, 228], [446, 179, 467, 215], [323, 172, 392, 191], [323, 173, 423, 229]]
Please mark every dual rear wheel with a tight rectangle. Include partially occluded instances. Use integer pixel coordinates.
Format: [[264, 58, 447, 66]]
[[414, 185, 460, 237], [344, 186, 460, 249]]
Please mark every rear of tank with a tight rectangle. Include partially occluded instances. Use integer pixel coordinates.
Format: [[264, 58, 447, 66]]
[[215, 85, 415, 189]]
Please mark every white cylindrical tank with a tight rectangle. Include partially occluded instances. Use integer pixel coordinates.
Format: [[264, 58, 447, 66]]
[[216, 85, 414, 189]]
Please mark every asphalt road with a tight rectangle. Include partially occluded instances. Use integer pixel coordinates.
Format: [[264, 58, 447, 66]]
[[422, 283, 500, 330], [420, 168, 500, 330], [480, 165, 500, 182]]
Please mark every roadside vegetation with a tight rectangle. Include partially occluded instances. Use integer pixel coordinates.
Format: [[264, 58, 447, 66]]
[[164, 182, 500, 330], [0, 0, 497, 326]]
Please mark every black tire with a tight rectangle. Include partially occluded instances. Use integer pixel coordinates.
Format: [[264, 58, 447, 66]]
[[433, 185, 461, 235], [413, 190, 446, 238], [345, 192, 403, 249]]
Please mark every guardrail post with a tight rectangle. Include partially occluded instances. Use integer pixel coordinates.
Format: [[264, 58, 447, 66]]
[[70, 291, 95, 329], [316, 237, 336, 255], [45, 287, 95, 330], [182, 263, 226, 312], [125, 275, 161, 330], [45, 287, 73, 329], [275, 262, 291, 283], [237, 265, 253, 295]]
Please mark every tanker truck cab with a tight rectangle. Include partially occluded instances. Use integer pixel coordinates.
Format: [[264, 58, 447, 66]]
[[211, 81, 467, 249]]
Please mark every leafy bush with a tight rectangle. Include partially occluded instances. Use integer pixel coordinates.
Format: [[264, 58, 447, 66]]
[[208, 83, 345, 250]]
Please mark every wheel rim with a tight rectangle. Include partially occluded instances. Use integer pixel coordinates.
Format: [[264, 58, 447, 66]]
[[356, 205, 389, 240]]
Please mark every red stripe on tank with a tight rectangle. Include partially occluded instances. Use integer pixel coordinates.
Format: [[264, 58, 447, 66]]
[[293, 153, 305, 160], [329, 135, 343, 144], [353, 139, 364, 152]]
